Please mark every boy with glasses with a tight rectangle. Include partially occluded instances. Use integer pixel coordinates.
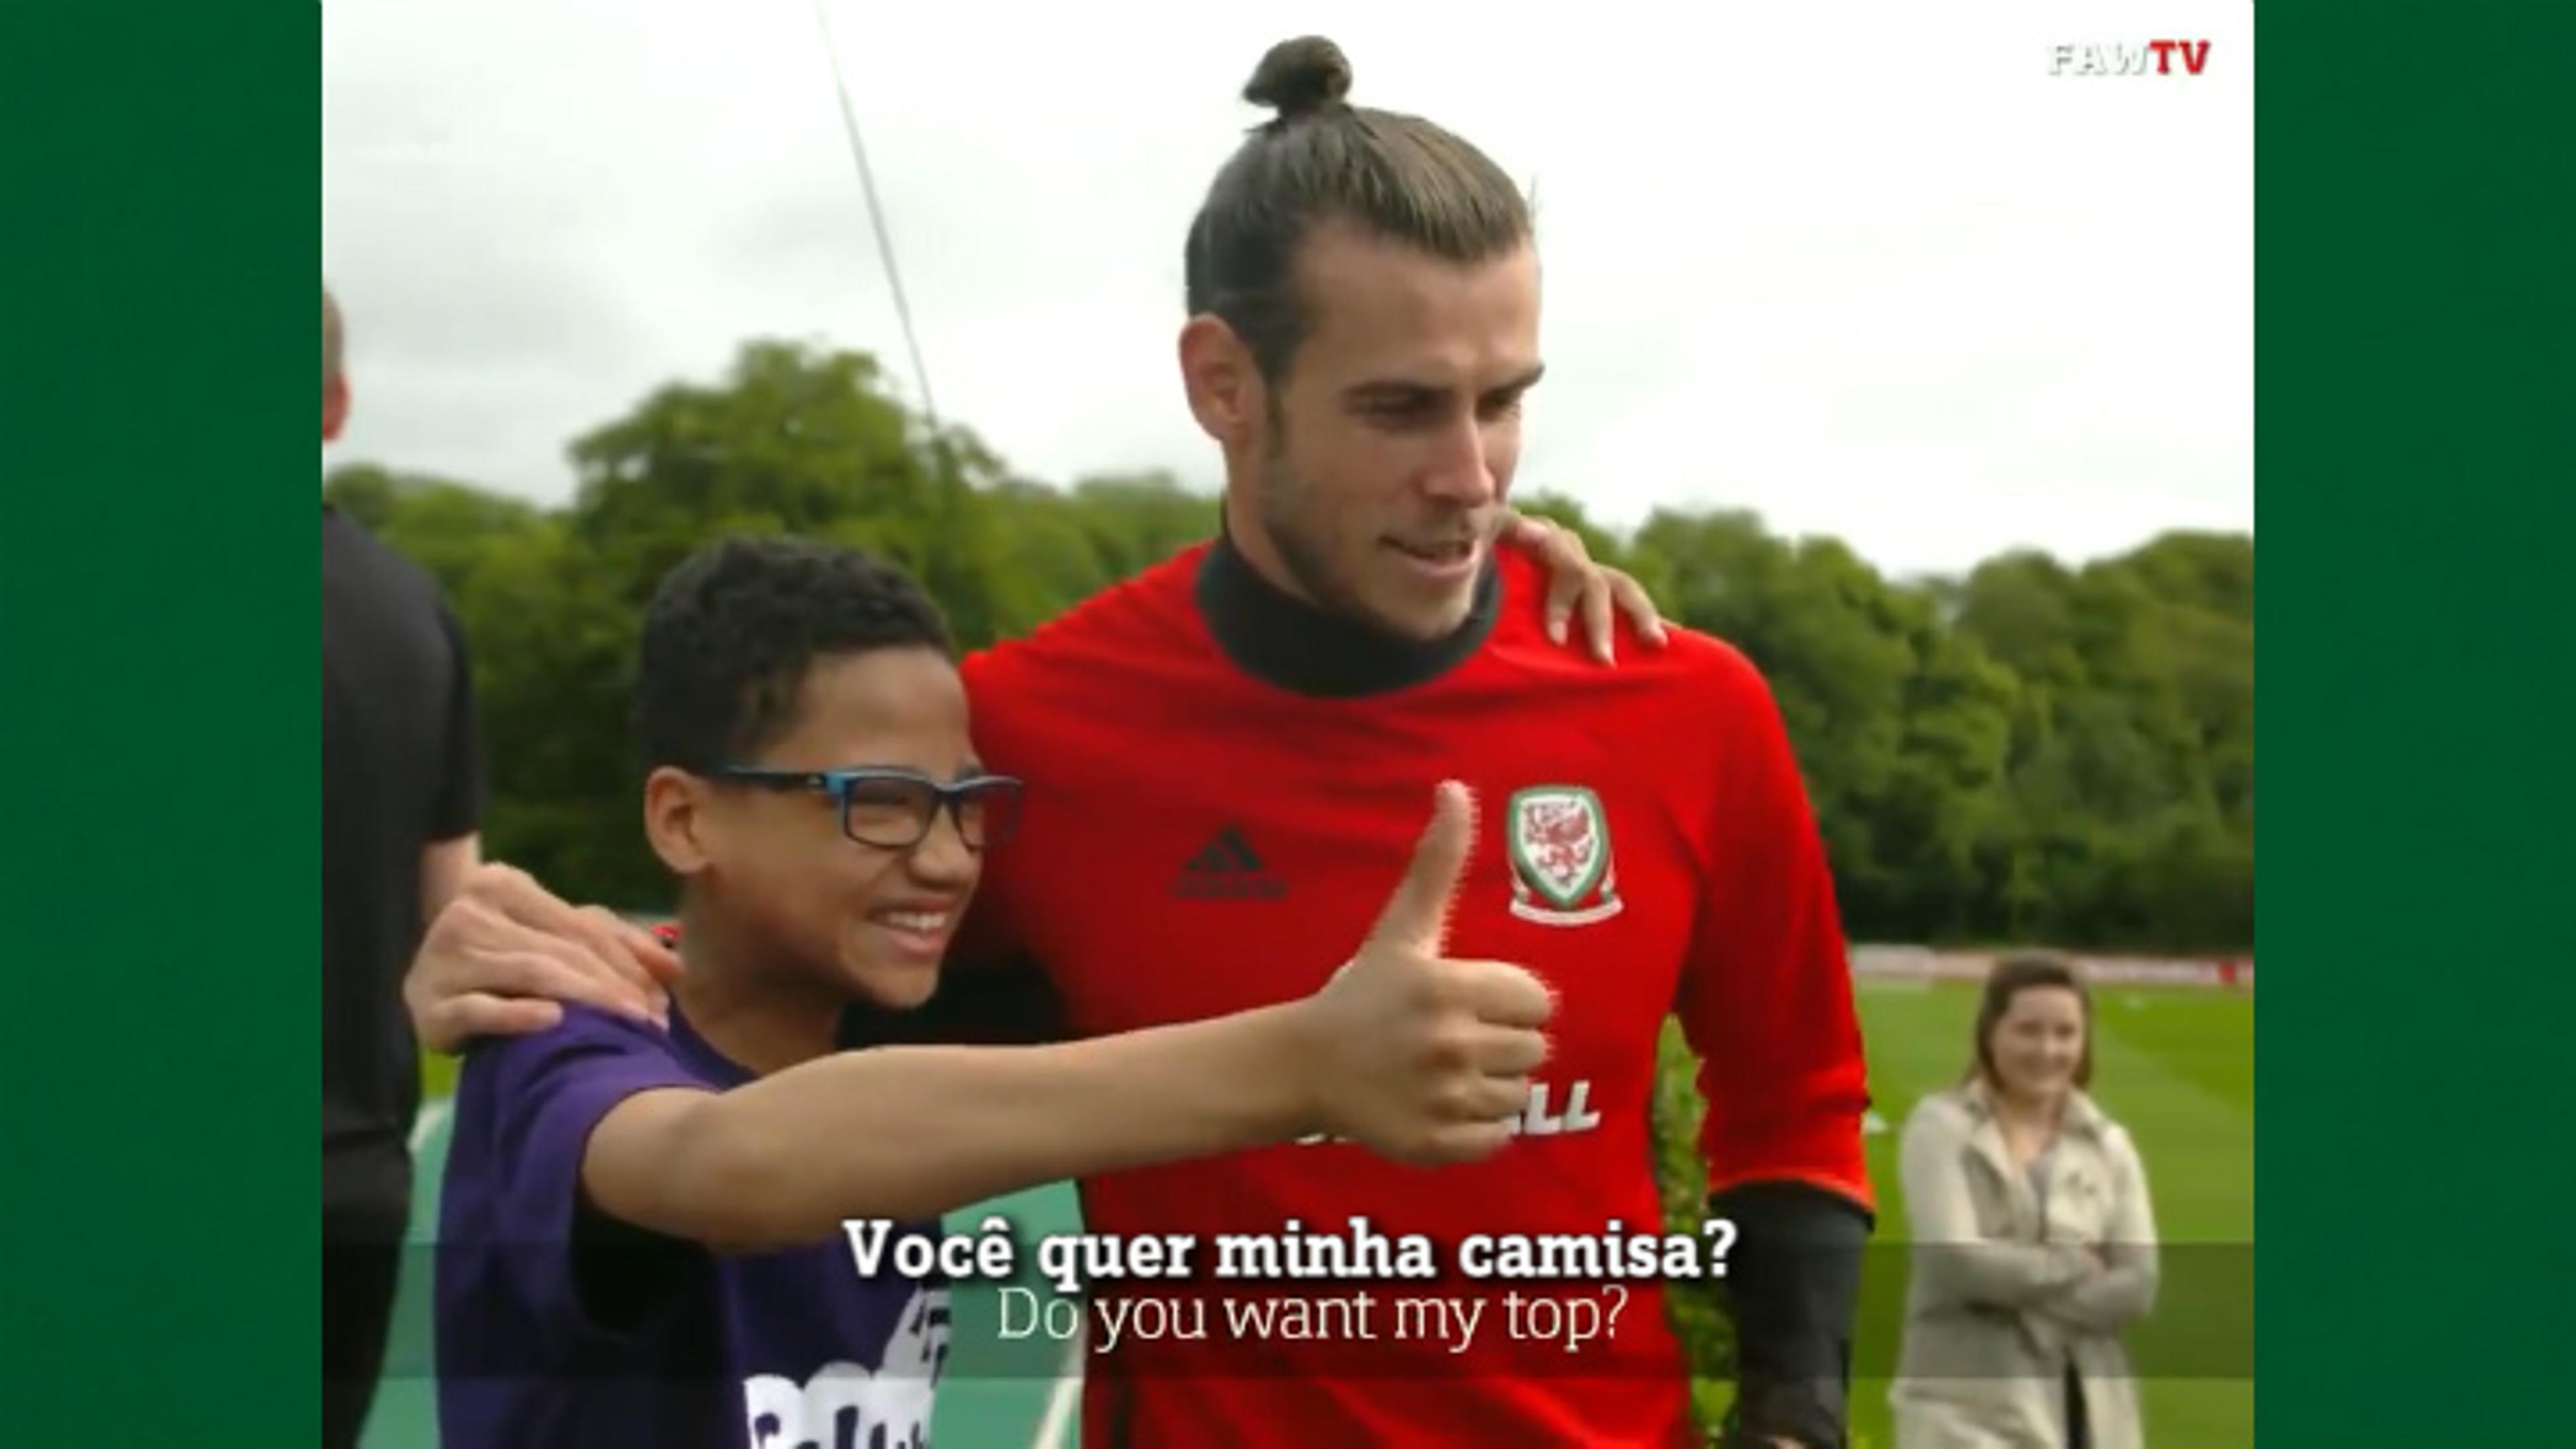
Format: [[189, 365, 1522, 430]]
[[433, 535, 1554, 1449]]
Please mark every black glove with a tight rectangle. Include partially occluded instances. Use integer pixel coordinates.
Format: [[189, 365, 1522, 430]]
[[1709, 1181, 1872, 1449]]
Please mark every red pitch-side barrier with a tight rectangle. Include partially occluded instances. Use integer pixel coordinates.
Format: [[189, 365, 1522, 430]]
[[1850, 945, 2255, 991]]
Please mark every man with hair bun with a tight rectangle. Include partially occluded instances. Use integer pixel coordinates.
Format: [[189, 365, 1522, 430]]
[[402, 32, 1863, 1449], [965, 36, 1876, 1449], [994, 36, 1885, 1444]]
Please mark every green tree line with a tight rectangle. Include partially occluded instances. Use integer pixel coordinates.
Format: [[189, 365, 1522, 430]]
[[329, 340, 2251, 953]]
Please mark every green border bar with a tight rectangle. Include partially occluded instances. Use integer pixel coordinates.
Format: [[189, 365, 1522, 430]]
[[0, 5, 317, 1445], [4, 4, 2572, 1445], [2261, 2, 2576, 1444]]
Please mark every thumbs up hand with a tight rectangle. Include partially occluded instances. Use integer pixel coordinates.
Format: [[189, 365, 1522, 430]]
[[1299, 782, 1555, 1167]]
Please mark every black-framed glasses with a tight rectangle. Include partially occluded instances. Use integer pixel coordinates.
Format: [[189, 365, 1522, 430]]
[[711, 766, 1025, 851]]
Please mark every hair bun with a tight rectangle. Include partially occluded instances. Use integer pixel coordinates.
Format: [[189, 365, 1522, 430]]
[[1243, 36, 1352, 121]]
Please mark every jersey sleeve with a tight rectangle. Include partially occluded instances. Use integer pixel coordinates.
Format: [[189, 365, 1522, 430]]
[[1672, 654, 1876, 1449], [458, 1007, 711, 1338], [426, 600, 486, 843], [1674, 653, 1874, 1205]]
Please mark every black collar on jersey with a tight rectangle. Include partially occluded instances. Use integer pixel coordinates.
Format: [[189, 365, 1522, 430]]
[[1195, 523, 1503, 698]]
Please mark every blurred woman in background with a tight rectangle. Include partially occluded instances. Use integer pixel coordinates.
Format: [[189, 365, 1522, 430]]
[[1890, 954, 2159, 1449]]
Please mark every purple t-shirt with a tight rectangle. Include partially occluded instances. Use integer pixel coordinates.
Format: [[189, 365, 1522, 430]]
[[435, 1004, 950, 1449]]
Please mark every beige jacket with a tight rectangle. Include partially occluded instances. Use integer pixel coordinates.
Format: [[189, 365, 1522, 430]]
[[1888, 1081, 2159, 1449]]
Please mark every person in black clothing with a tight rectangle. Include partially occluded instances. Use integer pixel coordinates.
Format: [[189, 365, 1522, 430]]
[[321, 284, 490, 1449]]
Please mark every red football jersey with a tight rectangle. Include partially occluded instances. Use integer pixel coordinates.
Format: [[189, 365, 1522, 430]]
[[961, 541, 1874, 1448]]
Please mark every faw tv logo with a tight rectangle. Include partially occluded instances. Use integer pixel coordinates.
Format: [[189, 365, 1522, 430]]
[[2050, 40, 2214, 76]]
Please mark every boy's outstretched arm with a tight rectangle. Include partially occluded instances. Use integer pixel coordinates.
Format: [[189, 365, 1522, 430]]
[[582, 782, 1550, 1250]]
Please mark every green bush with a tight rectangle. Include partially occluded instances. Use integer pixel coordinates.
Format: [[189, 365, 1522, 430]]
[[1651, 1021, 1882, 1449], [1651, 1018, 1737, 1436]]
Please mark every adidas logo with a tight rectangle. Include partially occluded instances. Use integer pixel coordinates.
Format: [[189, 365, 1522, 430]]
[[1170, 825, 1287, 900]]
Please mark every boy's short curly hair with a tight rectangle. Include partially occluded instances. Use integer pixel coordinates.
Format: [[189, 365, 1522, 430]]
[[635, 535, 952, 774]]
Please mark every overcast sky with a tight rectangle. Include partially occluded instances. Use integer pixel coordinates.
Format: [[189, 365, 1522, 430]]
[[323, 0, 2250, 580]]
